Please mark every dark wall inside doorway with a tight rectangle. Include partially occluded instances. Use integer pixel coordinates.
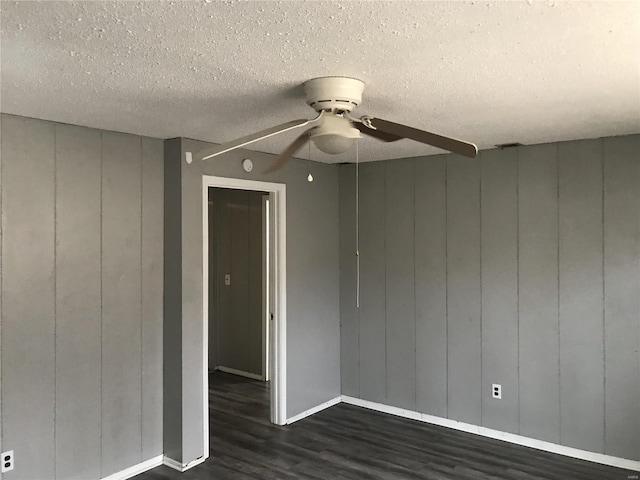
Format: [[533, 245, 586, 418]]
[[209, 187, 266, 377]]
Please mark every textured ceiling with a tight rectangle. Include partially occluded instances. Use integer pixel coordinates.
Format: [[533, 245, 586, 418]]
[[1, 1, 639, 163]]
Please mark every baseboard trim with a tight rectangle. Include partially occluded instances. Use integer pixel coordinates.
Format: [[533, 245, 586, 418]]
[[163, 454, 207, 472], [341, 396, 640, 472], [100, 455, 163, 480], [287, 396, 342, 424], [215, 365, 264, 381]]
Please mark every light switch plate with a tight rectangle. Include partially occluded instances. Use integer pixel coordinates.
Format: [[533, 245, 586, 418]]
[[224, 274, 231, 286]]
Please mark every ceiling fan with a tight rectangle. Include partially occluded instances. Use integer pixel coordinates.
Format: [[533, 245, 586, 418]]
[[194, 77, 478, 171]]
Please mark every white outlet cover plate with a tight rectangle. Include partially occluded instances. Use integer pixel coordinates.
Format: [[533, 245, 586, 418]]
[[492, 384, 502, 399], [2, 450, 14, 473]]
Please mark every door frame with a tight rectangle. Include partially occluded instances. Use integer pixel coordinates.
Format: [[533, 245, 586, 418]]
[[262, 195, 270, 382], [202, 175, 287, 453]]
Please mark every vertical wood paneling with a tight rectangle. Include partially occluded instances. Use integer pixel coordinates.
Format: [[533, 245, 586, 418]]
[[341, 135, 639, 460], [558, 139, 604, 453], [215, 189, 232, 370], [446, 156, 481, 424], [101, 132, 142, 476], [141, 137, 164, 459], [162, 137, 183, 462], [55, 124, 102, 479], [1, 115, 165, 476], [1, 116, 56, 480], [339, 166, 359, 397], [281, 157, 341, 418], [211, 189, 265, 376], [248, 192, 264, 376], [229, 189, 250, 372], [178, 139, 204, 463], [0, 115, 3, 454], [208, 191, 218, 370], [603, 135, 640, 460], [358, 162, 386, 404], [518, 143, 560, 443], [414, 155, 447, 417], [385, 159, 416, 410], [480, 148, 519, 433]]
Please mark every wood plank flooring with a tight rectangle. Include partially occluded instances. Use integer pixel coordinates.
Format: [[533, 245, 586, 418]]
[[135, 372, 636, 479]]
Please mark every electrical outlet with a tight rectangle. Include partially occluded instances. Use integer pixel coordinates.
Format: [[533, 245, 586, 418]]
[[1, 450, 14, 473], [492, 384, 502, 400]]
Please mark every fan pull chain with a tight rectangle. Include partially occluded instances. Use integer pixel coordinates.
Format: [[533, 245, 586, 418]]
[[355, 139, 360, 309], [307, 133, 313, 182]]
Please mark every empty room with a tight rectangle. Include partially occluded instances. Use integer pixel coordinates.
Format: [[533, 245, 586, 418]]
[[0, 1, 638, 480]]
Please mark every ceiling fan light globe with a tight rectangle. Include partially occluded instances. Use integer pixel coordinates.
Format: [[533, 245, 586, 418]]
[[312, 134, 357, 154], [311, 114, 360, 154]]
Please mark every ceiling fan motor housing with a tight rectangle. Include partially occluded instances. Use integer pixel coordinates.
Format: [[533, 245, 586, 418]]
[[304, 76, 364, 113]]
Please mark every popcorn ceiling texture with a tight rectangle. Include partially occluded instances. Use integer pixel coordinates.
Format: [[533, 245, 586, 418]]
[[1, 0, 639, 163]]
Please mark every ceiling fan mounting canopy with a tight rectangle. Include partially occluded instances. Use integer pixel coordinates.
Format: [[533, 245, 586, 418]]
[[194, 76, 478, 170], [304, 77, 364, 113]]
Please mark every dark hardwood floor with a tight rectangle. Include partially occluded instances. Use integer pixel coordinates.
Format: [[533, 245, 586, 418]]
[[135, 372, 635, 479]]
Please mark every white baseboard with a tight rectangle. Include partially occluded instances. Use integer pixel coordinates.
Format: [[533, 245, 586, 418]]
[[341, 396, 640, 472], [287, 396, 342, 424], [215, 365, 264, 381], [100, 455, 163, 480], [163, 454, 207, 472]]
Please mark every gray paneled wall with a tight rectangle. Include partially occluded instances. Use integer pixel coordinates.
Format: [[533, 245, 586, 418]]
[[358, 162, 386, 405], [386, 159, 416, 411], [1, 114, 56, 480], [339, 165, 358, 398], [0, 111, 3, 458], [603, 136, 640, 460], [56, 124, 102, 479], [339, 134, 640, 461], [558, 140, 605, 453], [415, 158, 447, 417], [209, 188, 265, 376], [480, 148, 518, 433], [446, 155, 481, 425], [0, 114, 164, 479], [518, 143, 560, 443], [164, 137, 340, 466]]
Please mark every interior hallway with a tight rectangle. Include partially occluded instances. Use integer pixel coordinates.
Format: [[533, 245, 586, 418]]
[[134, 372, 633, 479]]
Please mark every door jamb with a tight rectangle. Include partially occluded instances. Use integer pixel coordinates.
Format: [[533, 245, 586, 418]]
[[202, 175, 287, 454]]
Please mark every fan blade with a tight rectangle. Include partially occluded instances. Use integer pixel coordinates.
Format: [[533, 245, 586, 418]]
[[366, 117, 478, 158], [198, 113, 322, 161], [265, 130, 312, 173], [354, 122, 402, 142]]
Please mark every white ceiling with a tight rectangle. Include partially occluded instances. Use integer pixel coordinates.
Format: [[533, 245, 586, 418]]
[[1, 1, 639, 163]]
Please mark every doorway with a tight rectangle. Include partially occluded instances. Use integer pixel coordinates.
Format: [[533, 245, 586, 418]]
[[208, 187, 269, 382], [202, 176, 287, 453]]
